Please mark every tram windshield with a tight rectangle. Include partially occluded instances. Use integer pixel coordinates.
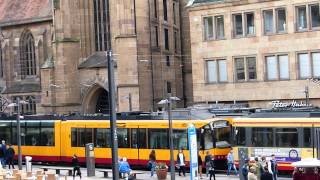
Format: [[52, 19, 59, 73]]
[[202, 120, 231, 149]]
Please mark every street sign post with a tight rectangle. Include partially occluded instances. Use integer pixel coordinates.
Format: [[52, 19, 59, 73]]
[[188, 124, 198, 180]]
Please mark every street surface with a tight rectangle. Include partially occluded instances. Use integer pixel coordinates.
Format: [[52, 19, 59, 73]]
[[12, 165, 291, 180]]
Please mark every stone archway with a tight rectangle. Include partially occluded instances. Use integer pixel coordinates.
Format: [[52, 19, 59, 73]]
[[82, 85, 110, 114]]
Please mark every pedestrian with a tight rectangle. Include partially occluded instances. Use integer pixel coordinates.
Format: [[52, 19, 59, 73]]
[[1, 140, 6, 168], [260, 156, 267, 173], [198, 152, 203, 179], [149, 150, 156, 177], [261, 166, 273, 180], [72, 154, 81, 179], [268, 154, 278, 180], [227, 149, 238, 176], [205, 151, 212, 177], [248, 167, 258, 180], [254, 157, 261, 179], [209, 157, 216, 180], [176, 149, 186, 177], [6, 144, 15, 169], [242, 159, 249, 180], [119, 157, 131, 180]]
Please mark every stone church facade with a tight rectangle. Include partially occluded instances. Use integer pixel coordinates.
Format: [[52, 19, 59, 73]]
[[0, 0, 193, 115]]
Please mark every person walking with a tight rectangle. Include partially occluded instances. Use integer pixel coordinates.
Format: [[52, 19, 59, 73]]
[[248, 167, 258, 180], [149, 150, 156, 177], [269, 154, 278, 180], [209, 157, 216, 180], [1, 140, 6, 168], [6, 144, 15, 169], [205, 151, 212, 177], [176, 149, 186, 177], [254, 157, 261, 179], [261, 166, 273, 180], [72, 154, 81, 179], [227, 149, 238, 176], [241, 159, 249, 180], [198, 152, 203, 179]]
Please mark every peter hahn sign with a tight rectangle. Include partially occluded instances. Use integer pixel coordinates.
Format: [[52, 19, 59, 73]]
[[271, 100, 312, 108]]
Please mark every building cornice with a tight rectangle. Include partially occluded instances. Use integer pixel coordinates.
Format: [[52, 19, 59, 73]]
[[0, 15, 53, 27]]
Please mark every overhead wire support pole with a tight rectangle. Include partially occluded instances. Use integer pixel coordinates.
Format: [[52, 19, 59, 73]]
[[107, 50, 119, 180], [17, 97, 22, 170], [167, 94, 175, 180]]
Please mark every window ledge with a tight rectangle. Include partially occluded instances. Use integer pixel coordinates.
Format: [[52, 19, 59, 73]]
[[205, 82, 228, 85]]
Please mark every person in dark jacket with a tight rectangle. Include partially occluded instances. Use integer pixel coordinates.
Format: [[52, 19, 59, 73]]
[[72, 154, 81, 179], [242, 160, 249, 180], [6, 144, 15, 169], [176, 149, 186, 176], [270, 154, 278, 180], [261, 166, 273, 180], [1, 140, 6, 168], [209, 157, 216, 180]]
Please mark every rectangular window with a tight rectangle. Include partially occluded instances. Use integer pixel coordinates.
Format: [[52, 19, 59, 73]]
[[215, 16, 225, 39], [131, 129, 147, 149], [153, 0, 158, 18], [310, 4, 320, 28], [167, 81, 171, 93], [173, 130, 187, 150], [303, 128, 312, 148], [163, 0, 168, 21], [252, 128, 273, 147], [203, 17, 213, 40], [312, 52, 320, 77], [151, 26, 159, 47], [236, 127, 246, 146], [276, 8, 286, 32], [235, 57, 256, 81], [173, 2, 176, 25], [298, 53, 311, 78], [0, 121, 12, 145], [233, 14, 243, 36], [149, 129, 168, 149], [118, 128, 129, 148], [276, 128, 298, 147], [246, 13, 255, 35], [174, 31, 178, 53], [164, 28, 169, 50], [207, 59, 227, 83], [264, 10, 274, 34], [297, 6, 307, 30], [95, 128, 110, 148], [266, 55, 289, 80], [25, 121, 40, 146], [40, 121, 55, 146], [166, 55, 170, 66]]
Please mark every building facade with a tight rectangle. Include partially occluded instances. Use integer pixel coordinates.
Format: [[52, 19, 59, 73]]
[[188, 0, 320, 108], [0, 0, 189, 115]]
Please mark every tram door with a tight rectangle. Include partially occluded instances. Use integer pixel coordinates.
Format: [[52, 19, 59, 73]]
[[316, 128, 320, 159]]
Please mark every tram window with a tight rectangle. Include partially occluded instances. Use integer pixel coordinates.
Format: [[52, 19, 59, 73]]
[[95, 128, 109, 148], [173, 130, 188, 150], [236, 127, 246, 146], [25, 121, 40, 146], [79, 128, 86, 146], [0, 121, 12, 145], [252, 128, 273, 147], [40, 121, 54, 146], [215, 127, 231, 148], [149, 129, 169, 149], [276, 128, 298, 147], [304, 128, 312, 148], [12, 121, 25, 145], [204, 129, 214, 150], [71, 128, 77, 147], [131, 129, 147, 149], [118, 128, 129, 148], [85, 128, 94, 144]]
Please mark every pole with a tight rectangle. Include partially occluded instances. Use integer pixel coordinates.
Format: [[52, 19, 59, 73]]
[[129, 93, 132, 112], [17, 97, 22, 170], [107, 50, 119, 180], [168, 94, 175, 180]]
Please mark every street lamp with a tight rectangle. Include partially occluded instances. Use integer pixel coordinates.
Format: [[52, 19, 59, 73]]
[[158, 94, 180, 180], [8, 97, 28, 170]]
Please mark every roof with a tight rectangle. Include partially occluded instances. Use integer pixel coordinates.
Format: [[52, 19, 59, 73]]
[[3, 83, 41, 94], [0, 0, 52, 27], [78, 52, 108, 69]]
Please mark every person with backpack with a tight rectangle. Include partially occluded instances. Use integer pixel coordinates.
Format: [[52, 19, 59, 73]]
[[242, 159, 249, 180]]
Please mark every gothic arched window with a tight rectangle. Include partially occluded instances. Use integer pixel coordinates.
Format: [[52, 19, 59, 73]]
[[20, 30, 36, 78], [93, 0, 109, 51]]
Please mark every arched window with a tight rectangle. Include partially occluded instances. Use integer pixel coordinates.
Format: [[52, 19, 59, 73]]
[[20, 30, 36, 78], [93, 0, 109, 51], [25, 96, 36, 115], [0, 41, 3, 78]]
